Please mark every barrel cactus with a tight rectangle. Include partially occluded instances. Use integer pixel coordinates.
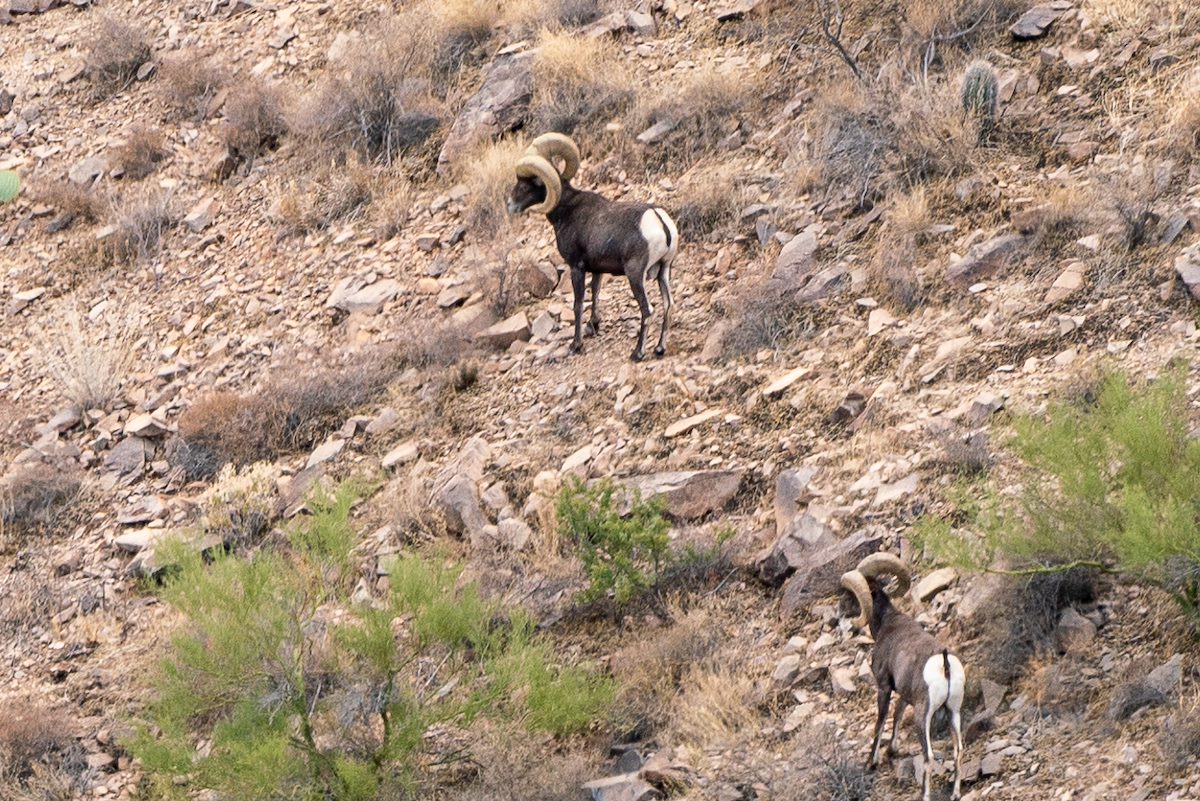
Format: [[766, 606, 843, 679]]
[[0, 170, 18, 203], [961, 61, 999, 124]]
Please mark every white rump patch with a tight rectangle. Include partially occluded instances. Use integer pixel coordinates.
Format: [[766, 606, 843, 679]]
[[640, 209, 670, 270], [923, 653, 966, 713]]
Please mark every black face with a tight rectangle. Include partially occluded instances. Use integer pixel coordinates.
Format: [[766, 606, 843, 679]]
[[507, 175, 546, 215]]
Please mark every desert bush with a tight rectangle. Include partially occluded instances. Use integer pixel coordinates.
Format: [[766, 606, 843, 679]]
[[276, 156, 378, 235], [159, 50, 227, 120], [0, 463, 83, 542], [666, 664, 757, 748], [720, 282, 831, 357], [85, 15, 151, 95], [463, 138, 526, 236], [0, 702, 86, 801], [431, 0, 501, 90], [222, 79, 287, 161], [1167, 70, 1200, 156], [38, 305, 135, 410], [445, 732, 598, 801], [769, 723, 874, 801], [200, 462, 278, 548], [672, 164, 745, 242], [870, 186, 929, 310], [101, 189, 176, 264], [630, 65, 761, 166], [937, 430, 993, 476], [557, 477, 670, 604], [35, 180, 103, 227], [1161, 695, 1200, 770], [292, 17, 441, 164], [111, 124, 168, 180], [389, 319, 476, 371], [131, 488, 610, 801], [371, 176, 415, 240], [528, 31, 632, 135], [916, 368, 1200, 628]]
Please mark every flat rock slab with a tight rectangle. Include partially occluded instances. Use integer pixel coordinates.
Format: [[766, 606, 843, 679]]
[[756, 512, 836, 586], [664, 408, 722, 438], [476, 311, 531, 349], [1175, 245, 1200, 300], [946, 234, 1026, 286], [1010, 1, 1073, 39], [780, 528, 885, 617], [615, 469, 744, 520]]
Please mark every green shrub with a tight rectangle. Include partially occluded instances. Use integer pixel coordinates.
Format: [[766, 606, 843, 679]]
[[557, 477, 671, 604], [131, 483, 610, 800], [916, 368, 1200, 627]]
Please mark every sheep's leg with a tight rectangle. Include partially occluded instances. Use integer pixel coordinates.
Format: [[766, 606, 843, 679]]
[[585, 273, 602, 336], [569, 267, 586, 354], [887, 698, 907, 757], [653, 260, 673, 357], [626, 268, 653, 362], [916, 698, 933, 801], [868, 686, 892, 770], [950, 707, 963, 800]]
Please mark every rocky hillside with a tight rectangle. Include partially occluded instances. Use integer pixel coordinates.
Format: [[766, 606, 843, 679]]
[[2, 0, 1200, 799]]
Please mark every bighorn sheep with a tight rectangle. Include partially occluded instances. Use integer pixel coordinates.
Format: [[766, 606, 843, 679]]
[[506, 133, 680, 361], [841, 553, 965, 801]]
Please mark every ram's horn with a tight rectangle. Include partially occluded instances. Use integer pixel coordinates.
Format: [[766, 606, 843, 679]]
[[514, 154, 562, 214], [527, 132, 580, 182], [856, 552, 911, 598], [840, 569, 872, 630]]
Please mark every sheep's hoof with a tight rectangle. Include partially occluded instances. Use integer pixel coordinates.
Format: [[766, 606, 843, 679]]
[[653, 346, 666, 358], [630, 350, 645, 362], [585, 320, 601, 336], [570, 341, 584, 355]]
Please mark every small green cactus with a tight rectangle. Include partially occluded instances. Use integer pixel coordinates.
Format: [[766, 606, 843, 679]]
[[0, 170, 18, 203], [961, 60, 999, 123]]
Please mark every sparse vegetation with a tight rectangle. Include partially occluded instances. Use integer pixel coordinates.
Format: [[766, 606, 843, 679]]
[[38, 305, 136, 410], [276, 156, 379, 235], [0, 463, 83, 544], [1161, 695, 1200, 770], [961, 60, 999, 129], [672, 164, 746, 241], [0, 702, 85, 801], [102, 189, 176, 264], [111, 125, 168, 180], [221, 79, 287, 161], [631, 65, 761, 166], [720, 282, 831, 357], [463, 138, 526, 236], [84, 15, 151, 95], [131, 482, 610, 801], [159, 50, 227, 121], [529, 32, 632, 135], [770, 724, 874, 801], [35, 180, 103, 228], [870, 186, 930, 310], [431, 0, 501, 91]]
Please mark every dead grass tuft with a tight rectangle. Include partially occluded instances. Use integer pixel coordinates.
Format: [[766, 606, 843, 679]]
[[387, 461, 447, 542], [84, 15, 152, 95], [38, 304, 136, 410], [432, 0, 502, 89], [370, 176, 415, 241], [0, 702, 75, 777], [769, 723, 875, 801], [463, 138, 526, 236], [1161, 693, 1200, 770], [159, 50, 227, 121], [445, 726, 599, 801], [102, 189, 176, 264], [666, 663, 758, 749], [672, 163, 746, 242], [390, 320, 476, 371], [870, 187, 930, 311], [111, 124, 168, 180], [222, 79, 287, 162], [528, 31, 632, 135], [720, 282, 831, 357], [35, 181, 103, 228], [0, 463, 83, 544], [276, 156, 379, 235], [631, 65, 762, 166]]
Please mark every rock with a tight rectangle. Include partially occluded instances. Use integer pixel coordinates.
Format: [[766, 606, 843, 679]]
[[980, 751, 1003, 777], [582, 774, 658, 801], [517, 260, 559, 298], [867, 308, 896, 336], [715, 0, 772, 21], [365, 407, 400, 435], [664, 408, 722, 438], [774, 654, 802, 686], [794, 264, 850, 304], [344, 279, 401, 314], [124, 413, 167, 438], [105, 437, 147, 476], [562, 444, 593, 474], [183, 196, 217, 232], [1009, 1, 1072, 39], [946, 234, 1026, 286], [829, 666, 856, 694], [780, 529, 886, 617], [431, 437, 491, 540], [531, 310, 555, 340], [1175, 244, 1200, 301], [115, 527, 168, 553], [495, 518, 532, 550], [437, 50, 535, 175], [382, 441, 419, 469], [873, 473, 918, 506], [626, 10, 655, 36], [306, 438, 345, 469], [1045, 262, 1086, 303], [770, 228, 819, 289], [1147, 653, 1183, 697], [637, 119, 677, 145], [615, 469, 743, 520], [582, 11, 626, 38], [914, 567, 957, 602], [45, 406, 81, 434], [68, 155, 107, 186], [1055, 607, 1096, 653], [129, 531, 224, 578], [762, 366, 810, 397], [980, 678, 1007, 714], [774, 467, 818, 537], [476, 312, 531, 349], [828, 391, 866, 425], [615, 749, 644, 774], [638, 753, 692, 791], [756, 514, 835, 585]]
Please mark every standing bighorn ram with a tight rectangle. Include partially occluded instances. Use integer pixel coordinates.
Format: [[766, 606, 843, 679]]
[[506, 133, 680, 361], [841, 553, 966, 801]]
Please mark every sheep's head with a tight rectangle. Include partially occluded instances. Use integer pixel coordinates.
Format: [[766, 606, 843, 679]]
[[840, 552, 911, 629], [506, 133, 580, 215]]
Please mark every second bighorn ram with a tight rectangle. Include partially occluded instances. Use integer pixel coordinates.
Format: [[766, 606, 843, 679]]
[[841, 553, 966, 801], [507, 133, 680, 361]]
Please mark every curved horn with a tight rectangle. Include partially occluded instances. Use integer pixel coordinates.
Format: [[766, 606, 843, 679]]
[[515, 154, 561, 214], [840, 569, 872, 630], [528, 133, 580, 182], [855, 552, 911, 598]]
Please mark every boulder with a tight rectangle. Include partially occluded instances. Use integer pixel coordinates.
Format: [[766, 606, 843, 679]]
[[779, 528, 885, 617], [437, 50, 536, 175], [945, 234, 1026, 287], [476, 312, 531, 349], [582, 774, 659, 801], [774, 467, 818, 537], [105, 436, 148, 476], [770, 228, 819, 289], [1010, 1, 1073, 39], [430, 437, 491, 540], [755, 513, 836, 586], [615, 469, 743, 520], [913, 567, 957, 602], [1175, 244, 1200, 301], [1054, 606, 1096, 653]]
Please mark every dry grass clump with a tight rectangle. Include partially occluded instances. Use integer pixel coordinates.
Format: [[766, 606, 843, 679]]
[[432, 0, 502, 89], [159, 50, 227, 120], [463, 138, 526, 235], [102, 189, 176, 264], [276, 156, 378, 235], [292, 16, 441, 164], [38, 305, 136, 410], [84, 15, 152, 95], [221, 79, 287, 162], [769, 724, 874, 801], [937, 429, 993, 476], [371, 176, 415, 241], [1161, 694, 1200, 770], [173, 358, 395, 478], [445, 728, 599, 801], [387, 462, 446, 542], [666, 663, 758, 750], [0, 463, 83, 544], [390, 320, 476, 370], [631, 65, 762, 166], [0, 702, 85, 801], [672, 163, 747, 241], [35, 180, 104, 228], [528, 31, 632, 134], [503, 0, 609, 33], [870, 187, 931, 310], [720, 282, 831, 357], [111, 124, 168, 180]]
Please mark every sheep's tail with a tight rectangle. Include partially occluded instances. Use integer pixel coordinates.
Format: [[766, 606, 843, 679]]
[[942, 648, 951, 680]]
